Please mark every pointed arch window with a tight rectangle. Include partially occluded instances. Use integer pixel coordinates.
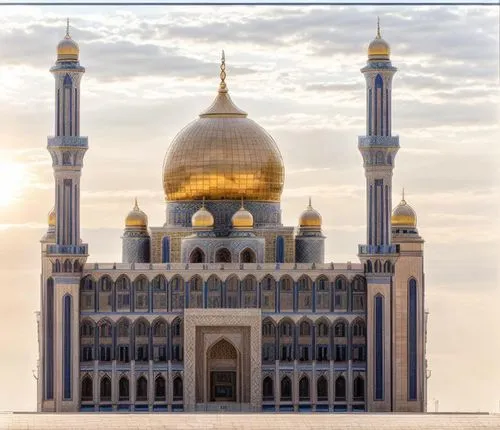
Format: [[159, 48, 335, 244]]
[[279, 277, 293, 312], [136, 376, 148, 402], [317, 376, 328, 401], [335, 376, 346, 401], [152, 275, 167, 311], [118, 377, 129, 401], [81, 376, 93, 402], [100, 376, 111, 402], [299, 376, 310, 401], [353, 376, 365, 401], [225, 276, 239, 308], [207, 275, 223, 308], [334, 277, 347, 311], [189, 248, 205, 263], [173, 377, 183, 401], [134, 276, 149, 311], [280, 376, 292, 401], [242, 276, 257, 308], [155, 376, 166, 401], [170, 276, 185, 311], [98, 276, 112, 312], [116, 276, 131, 311], [263, 376, 274, 401]]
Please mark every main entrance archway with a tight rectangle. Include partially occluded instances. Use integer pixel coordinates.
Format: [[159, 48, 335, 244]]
[[207, 339, 238, 402]]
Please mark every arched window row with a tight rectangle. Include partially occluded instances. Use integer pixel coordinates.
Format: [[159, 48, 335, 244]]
[[80, 374, 184, 403], [80, 274, 366, 313], [52, 259, 83, 273], [80, 318, 183, 363], [261, 374, 365, 403], [79, 274, 366, 287], [262, 318, 366, 363]]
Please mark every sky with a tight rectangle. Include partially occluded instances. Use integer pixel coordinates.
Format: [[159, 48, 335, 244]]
[[0, 2, 499, 413]]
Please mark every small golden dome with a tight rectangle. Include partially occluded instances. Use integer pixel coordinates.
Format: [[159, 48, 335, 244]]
[[392, 193, 417, 227], [48, 207, 56, 227], [192, 203, 215, 229], [125, 198, 148, 228], [231, 202, 254, 229], [368, 18, 390, 60], [299, 198, 322, 228], [163, 51, 284, 202], [57, 19, 79, 62]]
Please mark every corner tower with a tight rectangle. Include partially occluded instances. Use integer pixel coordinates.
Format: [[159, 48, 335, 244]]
[[391, 192, 426, 412], [358, 20, 399, 412], [39, 20, 88, 412]]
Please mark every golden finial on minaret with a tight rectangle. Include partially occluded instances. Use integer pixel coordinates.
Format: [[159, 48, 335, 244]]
[[402, 187, 405, 202], [57, 17, 79, 61], [368, 16, 390, 60], [134, 197, 139, 210], [308, 196, 312, 208], [219, 49, 227, 93]]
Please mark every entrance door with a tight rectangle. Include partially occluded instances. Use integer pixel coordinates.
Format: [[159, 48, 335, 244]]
[[210, 371, 236, 402]]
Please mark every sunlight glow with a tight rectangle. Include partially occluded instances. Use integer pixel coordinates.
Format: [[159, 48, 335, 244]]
[[0, 161, 27, 207]]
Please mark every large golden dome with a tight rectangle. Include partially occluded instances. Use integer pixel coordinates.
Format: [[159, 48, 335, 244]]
[[391, 193, 417, 227], [162, 52, 284, 202], [368, 18, 390, 61]]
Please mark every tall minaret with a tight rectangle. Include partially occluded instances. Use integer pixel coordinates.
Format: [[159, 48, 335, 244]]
[[40, 20, 88, 413], [359, 18, 399, 251], [358, 19, 399, 413], [48, 18, 88, 248]]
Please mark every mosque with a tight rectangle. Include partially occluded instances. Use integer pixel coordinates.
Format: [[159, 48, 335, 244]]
[[37, 20, 427, 413]]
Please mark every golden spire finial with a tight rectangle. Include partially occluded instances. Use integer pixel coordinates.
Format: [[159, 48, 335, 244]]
[[134, 197, 139, 210], [66, 18, 70, 38], [308, 196, 312, 208], [202, 196, 206, 208], [240, 196, 244, 209], [376, 16, 381, 39], [219, 49, 228, 93]]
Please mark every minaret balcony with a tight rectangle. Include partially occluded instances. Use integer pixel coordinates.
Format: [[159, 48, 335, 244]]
[[358, 136, 399, 148], [48, 136, 88, 148], [358, 244, 399, 255], [47, 244, 88, 255], [50, 62, 85, 73]]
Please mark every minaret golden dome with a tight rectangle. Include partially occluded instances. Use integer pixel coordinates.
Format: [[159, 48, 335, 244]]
[[125, 198, 148, 228], [231, 200, 254, 229], [48, 207, 56, 227], [299, 198, 322, 228], [192, 200, 215, 229], [391, 190, 417, 227], [162, 51, 284, 202], [57, 18, 79, 62], [368, 17, 390, 61]]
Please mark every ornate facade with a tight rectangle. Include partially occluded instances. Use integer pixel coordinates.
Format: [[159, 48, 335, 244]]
[[38, 20, 427, 413]]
